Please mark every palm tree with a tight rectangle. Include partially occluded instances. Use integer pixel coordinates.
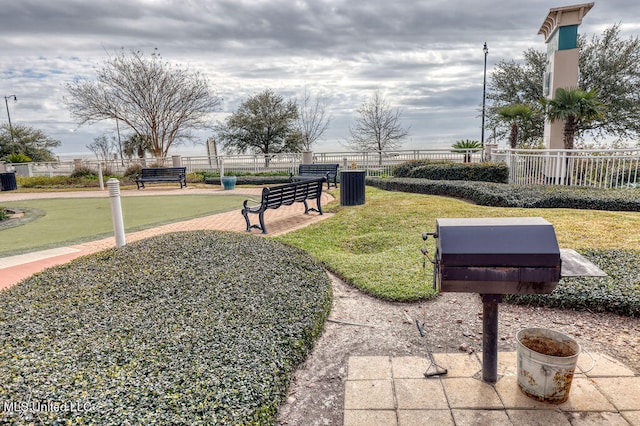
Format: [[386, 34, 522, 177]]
[[543, 88, 604, 149], [497, 104, 533, 149], [451, 139, 482, 163]]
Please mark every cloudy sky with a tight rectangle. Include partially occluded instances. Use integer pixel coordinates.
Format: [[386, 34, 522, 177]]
[[1, 0, 639, 159]]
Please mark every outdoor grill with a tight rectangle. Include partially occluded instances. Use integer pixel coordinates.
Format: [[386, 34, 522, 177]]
[[436, 217, 561, 295], [421, 217, 605, 383]]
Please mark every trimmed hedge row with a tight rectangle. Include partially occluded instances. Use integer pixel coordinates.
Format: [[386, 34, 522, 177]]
[[506, 249, 640, 317], [0, 231, 332, 425], [392, 160, 509, 183], [366, 177, 640, 212]]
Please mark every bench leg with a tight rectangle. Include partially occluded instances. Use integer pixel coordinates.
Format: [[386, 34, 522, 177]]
[[303, 198, 323, 215], [242, 208, 252, 232], [242, 209, 267, 234], [258, 212, 267, 234]]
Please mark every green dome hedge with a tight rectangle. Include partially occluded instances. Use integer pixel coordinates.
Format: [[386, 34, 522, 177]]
[[0, 231, 332, 425]]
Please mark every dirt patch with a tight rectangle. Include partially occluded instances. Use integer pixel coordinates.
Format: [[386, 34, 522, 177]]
[[276, 273, 640, 425]]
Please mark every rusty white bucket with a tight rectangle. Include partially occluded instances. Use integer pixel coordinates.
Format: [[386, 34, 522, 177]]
[[516, 328, 581, 404]]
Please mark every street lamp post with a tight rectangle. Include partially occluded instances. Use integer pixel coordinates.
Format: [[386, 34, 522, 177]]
[[481, 43, 488, 155], [4, 95, 17, 143]]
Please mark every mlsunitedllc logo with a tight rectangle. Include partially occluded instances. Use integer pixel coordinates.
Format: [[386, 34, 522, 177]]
[[3, 400, 91, 414]]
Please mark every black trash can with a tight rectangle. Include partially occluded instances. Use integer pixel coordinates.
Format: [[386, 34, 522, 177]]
[[340, 170, 366, 206], [0, 172, 17, 191]]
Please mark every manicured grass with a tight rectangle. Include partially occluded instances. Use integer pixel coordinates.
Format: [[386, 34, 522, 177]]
[[0, 195, 247, 256], [276, 186, 640, 302]]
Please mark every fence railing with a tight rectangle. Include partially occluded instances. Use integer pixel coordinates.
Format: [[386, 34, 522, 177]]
[[5, 147, 638, 189], [491, 148, 640, 189], [5, 149, 481, 178]]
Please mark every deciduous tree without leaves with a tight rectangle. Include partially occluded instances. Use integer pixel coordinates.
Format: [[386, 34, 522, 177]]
[[65, 49, 221, 159], [297, 88, 331, 151], [347, 92, 409, 164], [87, 135, 117, 162]]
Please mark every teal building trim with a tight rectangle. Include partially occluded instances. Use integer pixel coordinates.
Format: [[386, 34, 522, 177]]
[[558, 25, 578, 50]]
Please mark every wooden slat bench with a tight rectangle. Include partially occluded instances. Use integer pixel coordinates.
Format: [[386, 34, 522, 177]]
[[241, 178, 324, 234], [135, 167, 187, 189], [290, 163, 339, 189]]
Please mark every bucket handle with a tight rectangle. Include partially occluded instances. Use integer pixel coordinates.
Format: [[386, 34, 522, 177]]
[[575, 348, 595, 374]]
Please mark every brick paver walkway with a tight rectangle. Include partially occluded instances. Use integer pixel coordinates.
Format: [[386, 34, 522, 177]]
[[0, 186, 334, 290]]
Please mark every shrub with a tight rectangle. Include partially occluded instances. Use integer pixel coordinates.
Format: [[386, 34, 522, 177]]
[[0, 208, 8, 221], [16, 175, 99, 188], [97, 165, 113, 176], [391, 159, 437, 177], [367, 177, 640, 212], [392, 161, 509, 183], [70, 165, 97, 178], [122, 163, 143, 181], [185, 172, 203, 183], [4, 153, 32, 163], [506, 249, 640, 316], [0, 231, 331, 424]]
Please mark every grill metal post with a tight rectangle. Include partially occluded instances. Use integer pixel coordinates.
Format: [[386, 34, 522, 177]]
[[482, 294, 502, 383], [426, 217, 604, 385]]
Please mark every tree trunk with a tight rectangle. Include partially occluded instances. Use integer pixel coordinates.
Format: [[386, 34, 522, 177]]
[[563, 116, 577, 150], [510, 123, 519, 149]]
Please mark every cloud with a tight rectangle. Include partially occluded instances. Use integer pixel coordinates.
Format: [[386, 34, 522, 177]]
[[0, 0, 638, 156]]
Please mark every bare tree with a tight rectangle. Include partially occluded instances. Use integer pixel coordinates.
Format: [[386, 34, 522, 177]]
[[297, 88, 331, 151], [65, 49, 221, 158], [347, 92, 409, 163], [87, 135, 116, 162]]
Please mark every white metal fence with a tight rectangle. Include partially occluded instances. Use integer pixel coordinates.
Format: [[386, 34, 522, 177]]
[[491, 148, 640, 189], [5, 149, 482, 178], [4, 148, 639, 189]]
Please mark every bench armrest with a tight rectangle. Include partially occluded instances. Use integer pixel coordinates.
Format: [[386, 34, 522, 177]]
[[243, 198, 262, 209]]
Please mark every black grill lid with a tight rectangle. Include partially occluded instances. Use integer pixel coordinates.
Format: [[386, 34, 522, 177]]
[[436, 217, 561, 268]]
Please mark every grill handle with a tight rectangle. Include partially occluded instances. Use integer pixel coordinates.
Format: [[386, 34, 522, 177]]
[[421, 232, 438, 241]]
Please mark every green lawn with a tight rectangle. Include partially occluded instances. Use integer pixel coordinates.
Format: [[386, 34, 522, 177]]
[[276, 186, 640, 302], [0, 194, 247, 256]]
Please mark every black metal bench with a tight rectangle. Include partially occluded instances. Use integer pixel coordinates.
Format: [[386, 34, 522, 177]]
[[241, 178, 324, 234], [290, 163, 339, 189], [135, 167, 187, 189]]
